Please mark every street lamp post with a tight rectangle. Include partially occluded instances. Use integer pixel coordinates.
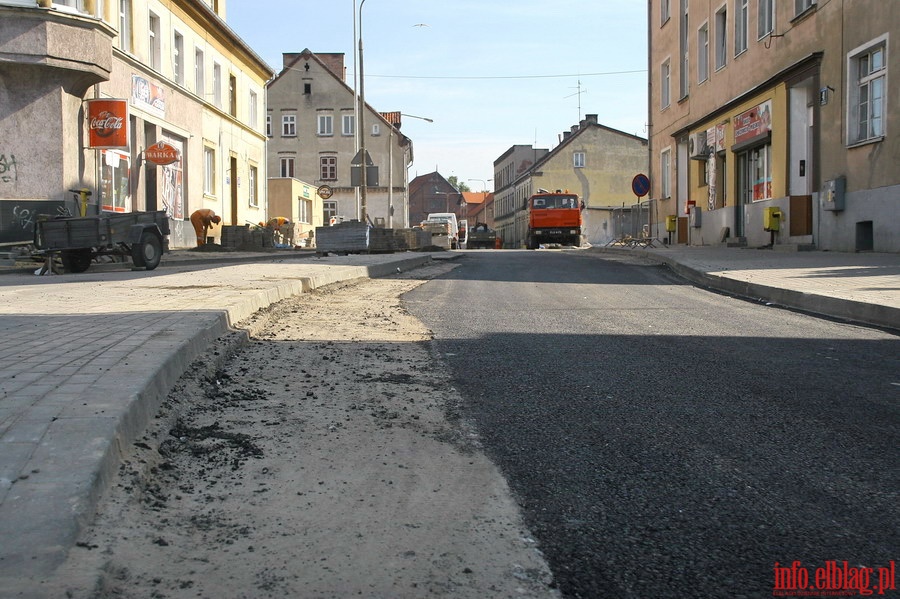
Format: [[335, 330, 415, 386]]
[[357, 0, 368, 224], [468, 178, 492, 225], [389, 113, 432, 228]]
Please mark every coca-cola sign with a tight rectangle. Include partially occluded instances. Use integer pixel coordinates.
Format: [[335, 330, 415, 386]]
[[86, 99, 129, 149]]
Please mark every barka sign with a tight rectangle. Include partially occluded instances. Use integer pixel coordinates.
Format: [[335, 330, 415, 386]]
[[144, 141, 180, 166], [86, 99, 129, 150]]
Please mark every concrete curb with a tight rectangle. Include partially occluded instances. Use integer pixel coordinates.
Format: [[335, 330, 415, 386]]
[[590, 246, 900, 331]]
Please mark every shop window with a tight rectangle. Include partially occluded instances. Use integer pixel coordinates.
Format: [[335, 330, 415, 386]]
[[100, 150, 131, 213]]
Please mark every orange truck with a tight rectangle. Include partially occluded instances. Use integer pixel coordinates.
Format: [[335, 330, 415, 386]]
[[525, 189, 583, 249]]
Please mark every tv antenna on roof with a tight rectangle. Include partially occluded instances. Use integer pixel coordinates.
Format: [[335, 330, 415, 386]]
[[564, 79, 588, 122]]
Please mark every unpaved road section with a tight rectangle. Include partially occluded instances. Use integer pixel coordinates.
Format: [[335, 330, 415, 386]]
[[39, 262, 559, 599]]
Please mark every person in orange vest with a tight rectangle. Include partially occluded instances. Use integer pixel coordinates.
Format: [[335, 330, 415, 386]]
[[267, 216, 290, 228], [190, 208, 221, 246]]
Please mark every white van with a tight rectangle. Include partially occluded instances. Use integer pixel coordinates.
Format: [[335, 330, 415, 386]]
[[425, 213, 459, 249]]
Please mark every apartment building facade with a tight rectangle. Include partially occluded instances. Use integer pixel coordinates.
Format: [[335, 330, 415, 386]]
[[492, 145, 548, 248], [0, 0, 272, 248], [649, 0, 899, 251], [266, 50, 413, 230]]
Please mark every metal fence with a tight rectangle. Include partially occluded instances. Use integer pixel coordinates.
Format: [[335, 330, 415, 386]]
[[609, 202, 653, 241]]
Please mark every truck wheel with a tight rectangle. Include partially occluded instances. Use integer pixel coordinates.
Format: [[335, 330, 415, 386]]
[[132, 232, 162, 270], [61, 249, 93, 273]]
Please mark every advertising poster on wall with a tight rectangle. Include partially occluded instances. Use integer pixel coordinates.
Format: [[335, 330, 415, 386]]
[[160, 137, 184, 220]]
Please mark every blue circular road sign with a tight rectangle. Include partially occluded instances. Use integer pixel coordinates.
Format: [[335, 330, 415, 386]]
[[632, 173, 650, 198]]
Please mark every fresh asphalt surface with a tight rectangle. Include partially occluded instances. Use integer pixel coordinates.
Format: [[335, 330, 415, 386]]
[[404, 250, 899, 599]]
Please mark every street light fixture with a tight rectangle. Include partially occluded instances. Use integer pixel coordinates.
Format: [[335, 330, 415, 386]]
[[389, 113, 432, 228], [467, 179, 492, 225]]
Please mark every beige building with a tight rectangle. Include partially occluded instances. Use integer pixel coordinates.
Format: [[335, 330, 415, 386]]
[[649, 0, 899, 251], [266, 50, 413, 230], [492, 116, 648, 248], [0, 0, 272, 248], [266, 177, 323, 246]]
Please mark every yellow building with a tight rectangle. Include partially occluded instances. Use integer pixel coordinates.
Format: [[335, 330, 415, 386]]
[[267, 177, 324, 247], [493, 115, 648, 248]]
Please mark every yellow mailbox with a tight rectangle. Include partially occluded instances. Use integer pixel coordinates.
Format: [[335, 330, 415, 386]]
[[764, 207, 783, 232], [665, 215, 678, 233]]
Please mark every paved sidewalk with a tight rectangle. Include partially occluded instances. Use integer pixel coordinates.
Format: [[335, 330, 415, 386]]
[[589, 245, 900, 331], [0, 244, 897, 596], [0, 251, 435, 595]]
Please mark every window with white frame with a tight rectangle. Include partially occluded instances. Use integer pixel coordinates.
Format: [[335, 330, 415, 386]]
[[266, 114, 272, 137], [318, 114, 333, 136], [249, 91, 258, 128], [280, 157, 295, 178], [342, 114, 355, 136], [795, 0, 816, 16], [148, 12, 160, 70], [119, 0, 132, 53], [282, 114, 296, 136], [323, 201, 337, 222], [228, 74, 237, 117], [661, 59, 671, 109], [848, 38, 886, 144], [698, 23, 710, 83], [734, 0, 748, 56], [758, 0, 775, 38], [194, 47, 205, 96], [173, 32, 184, 85], [661, 0, 670, 25], [203, 147, 216, 195], [372, 123, 380, 136], [298, 198, 310, 224], [715, 6, 728, 70], [574, 152, 585, 168], [320, 156, 337, 180], [248, 165, 258, 207], [53, 0, 85, 12], [213, 62, 222, 107], [660, 149, 671, 198]]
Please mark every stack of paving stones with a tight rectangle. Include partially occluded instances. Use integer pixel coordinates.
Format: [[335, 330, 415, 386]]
[[221, 225, 273, 249]]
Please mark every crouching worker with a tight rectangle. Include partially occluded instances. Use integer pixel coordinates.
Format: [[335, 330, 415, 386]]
[[190, 208, 221, 246]]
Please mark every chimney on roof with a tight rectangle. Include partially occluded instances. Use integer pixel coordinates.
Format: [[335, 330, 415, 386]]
[[317, 53, 347, 81], [283, 53, 303, 69], [562, 130, 572, 140], [585, 114, 598, 125]]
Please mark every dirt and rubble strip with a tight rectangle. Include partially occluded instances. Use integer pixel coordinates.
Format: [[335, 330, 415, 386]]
[[40, 262, 559, 599]]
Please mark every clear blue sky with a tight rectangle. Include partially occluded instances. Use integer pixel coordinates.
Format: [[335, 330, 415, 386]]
[[226, 0, 648, 191]]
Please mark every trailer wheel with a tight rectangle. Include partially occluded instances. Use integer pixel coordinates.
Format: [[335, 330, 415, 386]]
[[61, 249, 93, 273], [132, 232, 162, 270]]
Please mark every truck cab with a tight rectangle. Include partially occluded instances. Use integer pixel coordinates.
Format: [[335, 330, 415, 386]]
[[526, 190, 583, 249]]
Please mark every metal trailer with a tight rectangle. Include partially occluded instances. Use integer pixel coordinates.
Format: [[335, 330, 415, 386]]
[[34, 210, 170, 273]]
